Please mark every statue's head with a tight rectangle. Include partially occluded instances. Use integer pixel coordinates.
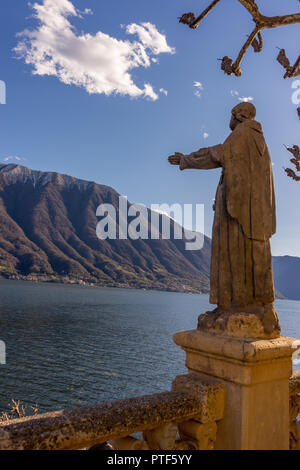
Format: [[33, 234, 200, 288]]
[[230, 102, 256, 131]]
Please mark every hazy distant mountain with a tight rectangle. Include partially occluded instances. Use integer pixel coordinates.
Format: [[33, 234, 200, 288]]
[[0, 164, 211, 293], [272, 256, 300, 301], [0, 163, 298, 299]]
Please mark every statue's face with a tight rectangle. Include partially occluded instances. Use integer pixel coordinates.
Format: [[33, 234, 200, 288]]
[[230, 114, 239, 131]]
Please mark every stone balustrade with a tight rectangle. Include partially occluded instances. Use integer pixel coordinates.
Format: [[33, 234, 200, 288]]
[[0, 328, 298, 451], [0, 373, 225, 451], [289, 370, 300, 450]]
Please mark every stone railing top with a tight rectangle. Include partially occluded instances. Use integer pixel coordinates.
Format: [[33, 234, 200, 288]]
[[174, 330, 298, 363], [0, 375, 225, 451], [172, 372, 224, 424], [290, 370, 300, 396]]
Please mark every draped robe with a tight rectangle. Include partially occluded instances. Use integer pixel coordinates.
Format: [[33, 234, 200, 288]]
[[180, 120, 276, 310]]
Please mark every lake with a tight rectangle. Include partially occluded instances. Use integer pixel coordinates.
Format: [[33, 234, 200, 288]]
[[0, 279, 299, 415]]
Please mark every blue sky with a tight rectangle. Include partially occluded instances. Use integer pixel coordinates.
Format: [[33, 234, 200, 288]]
[[0, 0, 299, 256]]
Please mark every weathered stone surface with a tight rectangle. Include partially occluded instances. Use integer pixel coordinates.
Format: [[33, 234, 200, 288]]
[[143, 422, 177, 450], [0, 391, 203, 450], [289, 370, 300, 450], [178, 420, 217, 450], [290, 394, 300, 423], [174, 329, 297, 364], [112, 417, 220, 451], [289, 369, 300, 395], [290, 420, 300, 450], [197, 304, 280, 339], [172, 373, 225, 423]]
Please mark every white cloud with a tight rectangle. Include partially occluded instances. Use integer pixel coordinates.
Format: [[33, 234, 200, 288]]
[[201, 124, 209, 139], [194, 81, 203, 89], [15, 0, 175, 101], [159, 88, 168, 96], [239, 96, 254, 102], [194, 81, 204, 98], [231, 90, 254, 103], [3, 156, 23, 162], [143, 83, 159, 101], [126, 22, 174, 55]]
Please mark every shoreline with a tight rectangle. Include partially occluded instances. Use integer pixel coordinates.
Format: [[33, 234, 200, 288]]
[[0, 273, 209, 296], [0, 273, 294, 301]]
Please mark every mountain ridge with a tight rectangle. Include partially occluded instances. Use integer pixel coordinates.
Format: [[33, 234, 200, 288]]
[[0, 163, 298, 299], [0, 163, 211, 293], [273, 256, 300, 301]]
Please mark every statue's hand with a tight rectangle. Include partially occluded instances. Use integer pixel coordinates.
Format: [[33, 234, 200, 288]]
[[168, 152, 184, 165]]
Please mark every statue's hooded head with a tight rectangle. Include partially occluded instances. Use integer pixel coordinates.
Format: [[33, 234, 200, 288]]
[[230, 102, 256, 130]]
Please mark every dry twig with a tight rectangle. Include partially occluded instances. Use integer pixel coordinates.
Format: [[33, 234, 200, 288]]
[[0, 399, 39, 423]]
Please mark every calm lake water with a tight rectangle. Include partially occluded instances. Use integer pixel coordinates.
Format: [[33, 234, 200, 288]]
[[0, 279, 299, 415]]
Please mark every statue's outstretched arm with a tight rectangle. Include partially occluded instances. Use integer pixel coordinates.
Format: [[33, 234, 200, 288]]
[[179, 145, 223, 170]]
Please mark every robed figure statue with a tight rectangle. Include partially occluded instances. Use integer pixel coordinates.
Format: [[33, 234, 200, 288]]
[[168, 102, 280, 338]]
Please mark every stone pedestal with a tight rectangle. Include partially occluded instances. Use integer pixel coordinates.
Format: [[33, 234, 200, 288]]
[[174, 329, 296, 450]]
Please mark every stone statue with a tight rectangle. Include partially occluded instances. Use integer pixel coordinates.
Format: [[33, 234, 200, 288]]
[[168, 102, 280, 338]]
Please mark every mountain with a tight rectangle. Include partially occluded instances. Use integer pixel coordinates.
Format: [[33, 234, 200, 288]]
[[0, 163, 298, 299], [272, 256, 300, 301], [0, 164, 211, 293]]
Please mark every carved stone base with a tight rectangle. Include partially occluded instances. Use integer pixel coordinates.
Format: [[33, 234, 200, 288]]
[[197, 304, 281, 339], [173, 330, 296, 449]]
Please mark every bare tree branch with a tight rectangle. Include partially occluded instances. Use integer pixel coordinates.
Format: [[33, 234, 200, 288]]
[[191, 0, 221, 29], [178, 0, 300, 182], [261, 13, 300, 29], [178, 1, 300, 181], [179, 1, 221, 28], [179, 0, 300, 77], [237, 0, 262, 21], [232, 26, 261, 76]]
